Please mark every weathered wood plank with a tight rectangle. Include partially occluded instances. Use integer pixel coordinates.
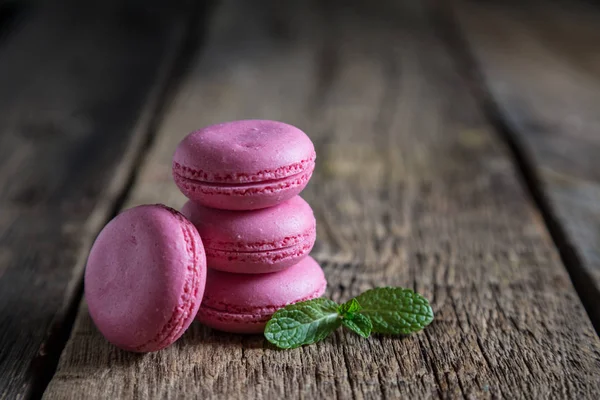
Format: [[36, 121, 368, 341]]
[[449, 0, 600, 328], [45, 0, 600, 398], [0, 0, 194, 398]]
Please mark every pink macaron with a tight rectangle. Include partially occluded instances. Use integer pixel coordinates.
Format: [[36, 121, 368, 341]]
[[172, 120, 316, 210], [196, 256, 327, 334], [85, 204, 207, 352], [181, 196, 316, 274]]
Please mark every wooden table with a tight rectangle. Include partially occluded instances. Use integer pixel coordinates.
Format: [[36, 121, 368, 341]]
[[1, 0, 599, 398]]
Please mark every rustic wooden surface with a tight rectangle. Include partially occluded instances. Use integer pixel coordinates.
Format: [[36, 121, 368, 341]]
[[0, 0, 193, 398], [41, 0, 600, 399], [449, 0, 600, 329]]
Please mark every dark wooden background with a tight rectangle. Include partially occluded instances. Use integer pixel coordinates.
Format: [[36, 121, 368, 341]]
[[0, 0, 599, 398]]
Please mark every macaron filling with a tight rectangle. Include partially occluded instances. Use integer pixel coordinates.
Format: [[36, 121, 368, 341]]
[[173, 162, 314, 196], [172, 153, 315, 184], [206, 235, 313, 269], [203, 228, 315, 253]]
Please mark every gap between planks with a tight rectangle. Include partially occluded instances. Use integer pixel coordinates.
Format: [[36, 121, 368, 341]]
[[434, 0, 600, 333], [39, 4, 220, 400], [0, 1, 214, 399], [30, 3, 217, 399]]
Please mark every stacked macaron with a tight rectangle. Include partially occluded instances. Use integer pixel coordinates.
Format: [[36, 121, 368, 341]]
[[173, 120, 326, 333]]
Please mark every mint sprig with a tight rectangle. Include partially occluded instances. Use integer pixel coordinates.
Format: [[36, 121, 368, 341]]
[[264, 286, 433, 349], [264, 298, 341, 349], [356, 287, 434, 334]]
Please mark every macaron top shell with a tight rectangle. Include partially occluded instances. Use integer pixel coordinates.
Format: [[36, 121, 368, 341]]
[[172, 120, 315, 184], [201, 256, 326, 314], [85, 204, 206, 352], [181, 196, 315, 253]]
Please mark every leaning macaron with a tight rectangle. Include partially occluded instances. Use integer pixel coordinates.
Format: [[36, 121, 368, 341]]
[[196, 256, 326, 333], [85, 204, 207, 352], [181, 196, 316, 274], [173, 120, 316, 210]]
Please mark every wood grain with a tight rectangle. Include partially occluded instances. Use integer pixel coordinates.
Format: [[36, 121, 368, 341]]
[[0, 0, 193, 398], [449, 0, 600, 327], [45, 0, 600, 398]]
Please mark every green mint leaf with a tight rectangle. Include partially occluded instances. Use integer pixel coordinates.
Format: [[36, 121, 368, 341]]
[[338, 298, 361, 317], [342, 313, 372, 338], [264, 298, 342, 349], [356, 287, 434, 334]]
